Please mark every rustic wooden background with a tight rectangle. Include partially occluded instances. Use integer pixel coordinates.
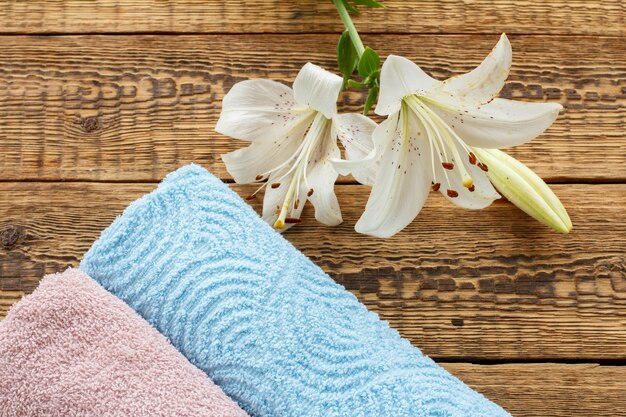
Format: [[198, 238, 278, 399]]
[[0, 1, 625, 415]]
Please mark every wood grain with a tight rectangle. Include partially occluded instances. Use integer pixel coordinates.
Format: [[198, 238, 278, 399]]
[[1, 1, 624, 412], [0, 1, 624, 36], [0, 34, 624, 182], [1, 181, 624, 360], [443, 363, 626, 417]]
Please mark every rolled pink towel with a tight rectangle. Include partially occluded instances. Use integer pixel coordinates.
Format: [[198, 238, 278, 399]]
[[0, 268, 248, 417]]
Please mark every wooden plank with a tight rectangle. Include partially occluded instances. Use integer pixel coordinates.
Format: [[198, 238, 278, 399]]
[[0, 34, 624, 182], [443, 363, 626, 416], [1, 182, 624, 360], [0, 1, 624, 36]]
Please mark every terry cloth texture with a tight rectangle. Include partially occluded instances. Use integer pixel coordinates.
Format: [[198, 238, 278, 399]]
[[81, 163, 511, 417], [0, 268, 248, 417]]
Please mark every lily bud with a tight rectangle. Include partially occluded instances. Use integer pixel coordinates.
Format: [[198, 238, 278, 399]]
[[473, 148, 572, 234]]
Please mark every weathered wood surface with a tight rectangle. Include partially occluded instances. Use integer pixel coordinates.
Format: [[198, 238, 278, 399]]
[[0, 34, 624, 182], [444, 363, 626, 416], [0, 0, 624, 36], [2, 182, 624, 360], [1, 1, 625, 414]]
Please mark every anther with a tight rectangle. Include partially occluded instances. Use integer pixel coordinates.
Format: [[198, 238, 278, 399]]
[[477, 162, 489, 172], [293, 200, 299, 210], [255, 175, 264, 181], [271, 183, 281, 189], [273, 219, 286, 229], [468, 152, 477, 165], [307, 189, 314, 197], [442, 162, 454, 170], [285, 217, 302, 224], [468, 185, 475, 192], [447, 189, 459, 198], [432, 182, 441, 191], [245, 194, 256, 201]]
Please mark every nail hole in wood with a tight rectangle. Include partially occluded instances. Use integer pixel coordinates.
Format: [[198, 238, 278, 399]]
[[451, 318, 464, 327]]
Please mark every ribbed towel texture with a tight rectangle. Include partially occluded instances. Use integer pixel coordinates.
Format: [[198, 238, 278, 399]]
[[81, 164, 511, 417], [0, 268, 248, 417]]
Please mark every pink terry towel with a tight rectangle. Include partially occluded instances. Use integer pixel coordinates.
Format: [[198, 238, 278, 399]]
[[0, 268, 248, 417]]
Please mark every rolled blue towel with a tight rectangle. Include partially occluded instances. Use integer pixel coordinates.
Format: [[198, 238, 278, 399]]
[[81, 164, 510, 417]]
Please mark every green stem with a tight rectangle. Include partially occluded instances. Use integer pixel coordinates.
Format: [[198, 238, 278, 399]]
[[332, 0, 365, 57]]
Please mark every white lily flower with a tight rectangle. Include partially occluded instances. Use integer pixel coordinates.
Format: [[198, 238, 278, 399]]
[[216, 62, 376, 230], [334, 34, 563, 238]]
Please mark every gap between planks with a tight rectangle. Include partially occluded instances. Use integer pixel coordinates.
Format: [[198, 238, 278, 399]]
[[0, 34, 624, 182], [0, 0, 624, 36], [1, 182, 625, 361]]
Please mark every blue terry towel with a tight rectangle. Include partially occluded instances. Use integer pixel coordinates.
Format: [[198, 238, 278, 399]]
[[81, 164, 510, 417]]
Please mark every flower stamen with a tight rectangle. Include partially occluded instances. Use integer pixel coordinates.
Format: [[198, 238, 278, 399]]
[[405, 95, 477, 193], [273, 113, 330, 229], [404, 98, 452, 192], [413, 98, 476, 189]]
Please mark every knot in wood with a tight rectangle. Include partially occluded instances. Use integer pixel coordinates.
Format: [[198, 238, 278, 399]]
[[1, 224, 23, 249], [596, 257, 626, 291], [81, 116, 100, 132]]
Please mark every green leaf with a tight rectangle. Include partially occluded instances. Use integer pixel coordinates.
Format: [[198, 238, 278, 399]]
[[347, 79, 368, 88], [358, 47, 380, 78], [350, 0, 385, 8], [341, 0, 360, 14], [337, 31, 359, 85], [363, 85, 379, 114]]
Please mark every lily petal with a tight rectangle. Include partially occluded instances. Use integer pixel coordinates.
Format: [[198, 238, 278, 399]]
[[432, 33, 512, 107], [293, 62, 343, 119], [332, 113, 378, 186], [222, 116, 312, 183], [306, 138, 343, 226], [429, 98, 563, 149], [376, 55, 439, 116], [216, 78, 307, 142], [355, 111, 431, 238]]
